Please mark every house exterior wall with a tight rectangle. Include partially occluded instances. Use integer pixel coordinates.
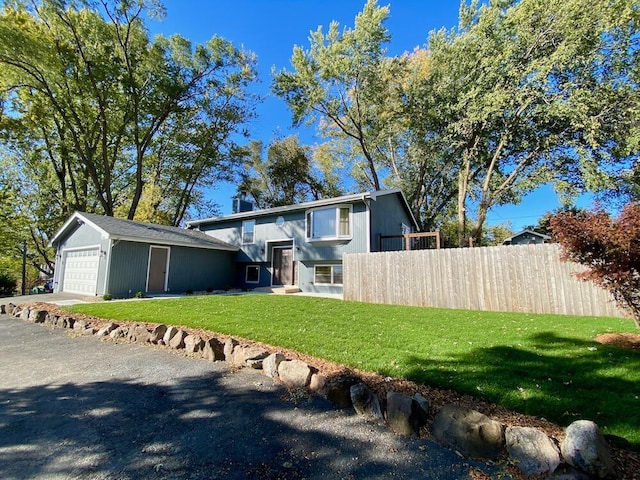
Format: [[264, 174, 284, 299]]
[[508, 233, 548, 245], [369, 194, 416, 252], [107, 241, 235, 298], [198, 202, 370, 292], [52, 222, 110, 296]]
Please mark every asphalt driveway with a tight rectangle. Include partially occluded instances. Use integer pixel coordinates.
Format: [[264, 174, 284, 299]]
[[0, 312, 501, 479]]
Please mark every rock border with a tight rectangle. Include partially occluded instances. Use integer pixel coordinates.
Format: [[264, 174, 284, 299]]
[[1, 301, 619, 479]]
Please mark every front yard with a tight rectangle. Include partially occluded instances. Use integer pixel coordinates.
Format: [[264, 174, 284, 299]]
[[69, 294, 640, 446]]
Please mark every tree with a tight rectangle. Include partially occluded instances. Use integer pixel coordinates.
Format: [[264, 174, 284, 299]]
[[551, 204, 640, 328], [0, 0, 257, 223], [239, 136, 341, 209], [425, 0, 639, 246]]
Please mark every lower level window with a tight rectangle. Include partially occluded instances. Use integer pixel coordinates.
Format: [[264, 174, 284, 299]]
[[246, 265, 260, 284], [314, 265, 343, 285]]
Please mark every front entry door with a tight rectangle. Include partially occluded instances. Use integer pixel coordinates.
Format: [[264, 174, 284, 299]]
[[272, 247, 293, 286], [147, 246, 169, 292]]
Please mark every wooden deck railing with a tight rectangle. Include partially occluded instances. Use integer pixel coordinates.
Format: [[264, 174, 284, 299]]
[[379, 232, 441, 251]]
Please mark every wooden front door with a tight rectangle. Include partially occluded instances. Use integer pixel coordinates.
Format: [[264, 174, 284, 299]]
[[272, 247, 294, 286], [147, 246, 169, 292]]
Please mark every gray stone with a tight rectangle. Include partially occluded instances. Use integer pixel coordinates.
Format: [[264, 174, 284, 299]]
[[110, 327, 127, 340], [45, 314, 58, 326], [20, 308, 30, 321], [96, 323, 118, 337], [202, 338, 224, 361], [506, 426, 561, 476], [184, 334, 205, 354], [128, 325, 151, 343], [233, 346, 268, 366], [386, 391, 428, 437], [325, 374, 361, 408], [433, 404, 505, 459], [0, 304, 5, 314], [350, 383, 383, 420], [224, 337, 238, 362], [6, 303, 15, 316], [263, 353, 286, 378], [162, 326, 179, 344], [149, 324, 167, 344], [309, 373, 327, 392], [169, 330, 187, 349], [73, 320, 88, 330], [561, 420, 615, 479], [29, 310, 47, 324], [278, 360, 312, 388], [414, 393, 429, 418], [82, 327, 96, 335]]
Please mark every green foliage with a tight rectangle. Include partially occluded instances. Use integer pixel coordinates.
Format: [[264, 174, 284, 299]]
[[134, 291, 145, 299], [239, 136, 342, 208], [69, 295, 640, 445], [102, 294, 113, 301], [552, 203, 640, 328], [0, 271, 17, 297]]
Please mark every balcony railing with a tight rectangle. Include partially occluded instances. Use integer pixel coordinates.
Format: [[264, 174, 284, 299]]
[[379, 232, 441, 251]]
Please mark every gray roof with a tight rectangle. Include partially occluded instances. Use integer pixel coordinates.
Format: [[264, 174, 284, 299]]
[[503, 229, 551, 244], [51, 212, 239, 251], [187, 188, 419, 229]]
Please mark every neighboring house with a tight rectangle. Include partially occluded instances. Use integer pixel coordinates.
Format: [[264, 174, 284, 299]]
[[502, 229, 551, 246], [187, 189, 419, 295], [50, 212, 238, 298]]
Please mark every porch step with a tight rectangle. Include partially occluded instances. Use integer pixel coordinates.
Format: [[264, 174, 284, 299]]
[[253, 286, 301, 295]]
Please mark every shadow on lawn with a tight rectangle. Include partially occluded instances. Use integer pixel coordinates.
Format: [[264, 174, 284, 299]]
[[403, 331, 640, 448]]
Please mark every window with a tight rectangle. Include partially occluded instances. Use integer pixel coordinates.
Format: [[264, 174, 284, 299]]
[[314, 265, 343, 285], [245, 265, 260, 284], [306, 206, 351, 241], [242, 219, 255, 244]]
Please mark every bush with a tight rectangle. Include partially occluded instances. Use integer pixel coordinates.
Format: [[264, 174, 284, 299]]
[[185, 288, 194, 295], [134, 291, 145, 299], [102, 294, 113, 301], [0, 271, 17, 297], [551, 203, 640, 327]]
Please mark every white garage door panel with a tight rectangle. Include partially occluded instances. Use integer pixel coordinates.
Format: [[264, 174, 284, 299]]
[[62, 248, 99, 295]]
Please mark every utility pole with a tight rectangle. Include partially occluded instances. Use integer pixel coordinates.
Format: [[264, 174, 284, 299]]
[[21, 240, 27, 295]]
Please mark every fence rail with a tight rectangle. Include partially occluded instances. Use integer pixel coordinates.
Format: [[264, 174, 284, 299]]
[[343, 244, 626, 318]]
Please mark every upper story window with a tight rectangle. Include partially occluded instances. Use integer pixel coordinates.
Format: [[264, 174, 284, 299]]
[[242, 219, 255, 244], [306, 205, 352, 241]]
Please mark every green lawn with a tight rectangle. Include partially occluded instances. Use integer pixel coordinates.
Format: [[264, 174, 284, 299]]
[[69, 295, 640, 446]]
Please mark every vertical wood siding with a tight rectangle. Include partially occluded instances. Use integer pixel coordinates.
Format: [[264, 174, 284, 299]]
[[343, 244, 626, 318]]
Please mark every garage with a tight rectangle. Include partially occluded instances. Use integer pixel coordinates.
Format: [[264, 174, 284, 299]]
[[50, 212, 238, 298], [61, 247, 100, 295]]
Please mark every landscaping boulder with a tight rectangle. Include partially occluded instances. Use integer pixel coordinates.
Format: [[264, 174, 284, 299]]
[[28, 309, 47, 324], [162, 326, 179, 344], [5, 303, 15, 316], [169, 330, 187, 349], [325, 374, 361, 408], [433, 404, 505, 459], [233, 346, 269, 367], [309, 373, 327, 392], [263, 353, 286, 378], [184, 334, 205, 354], [505, 426, 561, 476], [561, 420, 615, 479], [350, 383, 383, 421], [110, 327, 128, 340], [19, 308, 30, 321], [414, 393, 429, 418], [386, 391, 428, 437], [96, 323, 118, 338], [278, 360, 312, 388], [149, 324, 167, 344], [224, 337, 238, 362], [127, 325, 150, 343], [0, 304, 5, 314], [73, 320, 88, 330], [202, 338, 224, 361]]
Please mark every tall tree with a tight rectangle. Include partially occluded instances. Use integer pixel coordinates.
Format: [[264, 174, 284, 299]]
[[0, 0, 257, 223], [239, 136, 341, 209]]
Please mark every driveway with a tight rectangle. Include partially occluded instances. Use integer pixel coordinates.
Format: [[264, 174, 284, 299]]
[[0, 313, 501, 479]]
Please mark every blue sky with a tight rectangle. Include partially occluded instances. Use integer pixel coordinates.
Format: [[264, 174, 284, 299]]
[[148, 1, 592, 230]]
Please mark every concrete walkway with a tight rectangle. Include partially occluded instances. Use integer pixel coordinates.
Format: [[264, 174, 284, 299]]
[[0, 313, 502, 479]]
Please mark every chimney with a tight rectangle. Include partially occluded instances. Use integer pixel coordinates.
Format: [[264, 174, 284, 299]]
[[232, 190, 253, 214]]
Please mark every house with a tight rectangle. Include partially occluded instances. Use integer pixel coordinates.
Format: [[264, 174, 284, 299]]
[[502, 229, 551, 246], [49, 212, 238, 297], [187, 189, 418, 295]]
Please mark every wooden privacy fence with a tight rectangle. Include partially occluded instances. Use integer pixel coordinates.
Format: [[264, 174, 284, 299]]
[[343, 244, 626, 318]]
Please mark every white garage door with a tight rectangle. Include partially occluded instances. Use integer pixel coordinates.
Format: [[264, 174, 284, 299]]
[[62, 248, 100, 295]]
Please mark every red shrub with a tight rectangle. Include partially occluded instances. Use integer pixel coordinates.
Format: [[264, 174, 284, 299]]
[[551, 203, 640, 328]]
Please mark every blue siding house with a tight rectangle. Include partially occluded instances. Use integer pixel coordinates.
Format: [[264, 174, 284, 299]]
[[187, 189, 418, 295], [50, 212, 238, 298]]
